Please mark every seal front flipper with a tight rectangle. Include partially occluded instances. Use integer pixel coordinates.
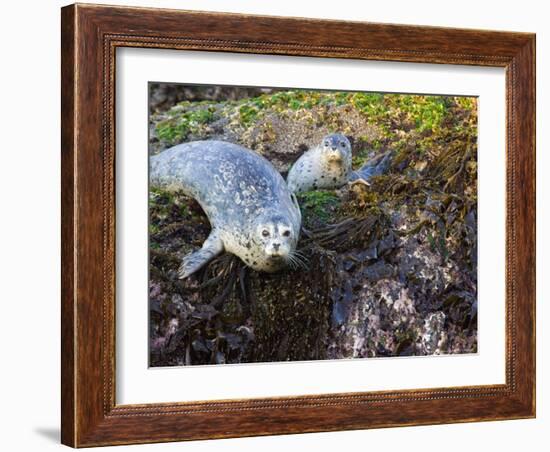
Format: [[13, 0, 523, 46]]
[[178, 229, 224, 279]]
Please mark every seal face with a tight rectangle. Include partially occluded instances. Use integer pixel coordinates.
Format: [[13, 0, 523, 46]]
[[286, 133, 352, 193], [150, 140, 302, 278]]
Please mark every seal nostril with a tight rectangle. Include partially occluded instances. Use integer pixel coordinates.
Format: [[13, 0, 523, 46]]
[[273, 243, 280, 250]]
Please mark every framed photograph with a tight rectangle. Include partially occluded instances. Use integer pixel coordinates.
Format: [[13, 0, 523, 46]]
[[61, 3, 535, 447]]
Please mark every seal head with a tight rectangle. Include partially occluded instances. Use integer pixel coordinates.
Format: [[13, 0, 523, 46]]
[[321, 133, 352, 163], [248, 212, 298, 271]]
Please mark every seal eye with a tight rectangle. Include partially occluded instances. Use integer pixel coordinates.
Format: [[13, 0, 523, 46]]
[[340, 141, 346, 147], [282, 230, 291, 237], [262, 229, 269, 237], [324, 141, 329, 146]]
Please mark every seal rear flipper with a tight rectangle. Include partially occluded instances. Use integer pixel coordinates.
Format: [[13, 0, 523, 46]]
[[178, 230, 224, 279], [355, 150, 393, 180]]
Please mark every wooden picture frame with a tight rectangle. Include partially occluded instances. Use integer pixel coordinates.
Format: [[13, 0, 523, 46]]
[[61, 3, 535, 447]]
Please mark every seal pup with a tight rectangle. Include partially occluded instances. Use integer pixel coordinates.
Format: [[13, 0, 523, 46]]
[[287, 133, 353, 194], [287, 133, 392, 193], [150, 141, 302, 278]]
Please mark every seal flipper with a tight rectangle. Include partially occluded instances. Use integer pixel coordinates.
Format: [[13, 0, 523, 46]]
[[348, 176, 371, 187], [348, 151, 393, 187], [178, 229, 224, 279]]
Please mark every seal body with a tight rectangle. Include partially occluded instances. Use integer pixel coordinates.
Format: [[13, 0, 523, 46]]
[[287, 133, 352, 193], [150, 140, 302, 278]]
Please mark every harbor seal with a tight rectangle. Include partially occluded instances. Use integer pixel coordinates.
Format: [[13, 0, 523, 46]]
[[287, 133, 392, 193], [150, 140, 302, 278], [287, 133, 353, 193]]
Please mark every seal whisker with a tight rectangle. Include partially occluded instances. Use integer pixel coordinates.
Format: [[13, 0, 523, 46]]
[[286, 255, 299, 270], [287, 257, 299, 270], [291, 250, 309, 263], [293, 249, 309, 260], [292, 258, 305, 271], [289, 251, 309, 270], [291, 255, 307, 268]]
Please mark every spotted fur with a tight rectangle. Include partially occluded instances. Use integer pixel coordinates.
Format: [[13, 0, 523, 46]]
[[287, 133, 393, 193], [150, 140, 302, 278], [287, 133, 352, 194]]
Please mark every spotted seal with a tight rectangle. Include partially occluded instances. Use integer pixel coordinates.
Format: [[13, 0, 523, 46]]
[[287, 133, 353, 193], [150, 141, 302, 278], [287, 133, 392, 193]]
